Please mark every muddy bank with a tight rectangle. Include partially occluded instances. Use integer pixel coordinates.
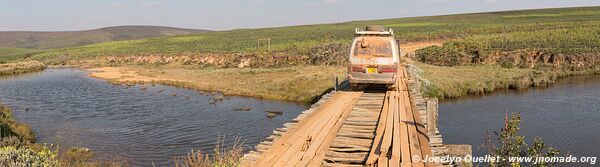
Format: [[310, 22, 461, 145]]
[[102, 44, 348, 68], [87, 65, 345, 102], [0, 61, 46, 76], [415, 42, 600, 70]]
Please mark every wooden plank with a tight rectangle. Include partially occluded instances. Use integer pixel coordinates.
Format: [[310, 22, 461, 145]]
[[391, 92, 401, 166], [272, 93, 360, 166], [409, 94, 437, 167], [331, 137, 374, 147], [304, 93, 362, 167], [398, 77, 412, 167], [379, 92, 396, 164], [366, 91, 391, 165], [253, 92, 353, 166], [403, 90, 424, 167], [378, 156, 389, 167]]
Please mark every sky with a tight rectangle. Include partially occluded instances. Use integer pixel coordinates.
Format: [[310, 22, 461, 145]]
[[1, 0, 600, 31]]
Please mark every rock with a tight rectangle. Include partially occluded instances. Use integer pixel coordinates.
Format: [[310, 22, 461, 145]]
[[265, 110, 283, 115], [234, 107, 252, 111], [267, 112, 279, 118], [213, 95, 224, 101]]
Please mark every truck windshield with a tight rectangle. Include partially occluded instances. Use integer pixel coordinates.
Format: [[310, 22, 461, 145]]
[[353, 38, 393, 58]]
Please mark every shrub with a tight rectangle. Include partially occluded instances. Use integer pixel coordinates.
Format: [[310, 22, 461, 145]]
[[415, 41, 480, 66], [175, 138, 244, 167], [483, 113, 560, 167], [64, 147, 95, 162], [0, 136, 27, 148], [0, 145, 62, 167]]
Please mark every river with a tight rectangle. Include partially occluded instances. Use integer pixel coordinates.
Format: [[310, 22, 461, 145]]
[[2, 69, 599, 166], [439, 75, 600, 160], [0, 68, 308, 166]]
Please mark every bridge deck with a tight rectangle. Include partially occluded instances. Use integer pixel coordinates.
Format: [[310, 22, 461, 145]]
[[240, 68, 438, 167]]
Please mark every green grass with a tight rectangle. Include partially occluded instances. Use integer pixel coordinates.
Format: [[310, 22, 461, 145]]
[[30, 6, 600, 64], [90, 65, 345, 102], [0, 48, 43, 63], [1, 104, 35, 143], [411, 60, 600, 98]]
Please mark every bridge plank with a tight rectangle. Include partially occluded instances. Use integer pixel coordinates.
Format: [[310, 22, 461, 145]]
[[303, 93, 362, 167], [397, 68, 413, 167], [273, 93, 362, 166], [366, 91, 391, 165], [379, 92, 396, 164], [253, 92, 353, 166], [403, 90, 424, 167], [391, 92, 402, 167]]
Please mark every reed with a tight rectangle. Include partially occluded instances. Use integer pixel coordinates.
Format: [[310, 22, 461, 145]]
[[174, 138, 244, 167]]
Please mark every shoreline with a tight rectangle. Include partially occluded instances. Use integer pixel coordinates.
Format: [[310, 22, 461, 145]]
[[4, 59, 598, 104], [0, 61, 46, 76], [85, 65, 345, 103], [412, 59, 600, 99]]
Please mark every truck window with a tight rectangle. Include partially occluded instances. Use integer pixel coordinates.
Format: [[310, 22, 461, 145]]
[[353, 38, 393, 58]]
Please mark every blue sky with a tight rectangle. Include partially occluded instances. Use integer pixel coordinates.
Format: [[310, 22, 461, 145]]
[[1, 0, 600, 31]]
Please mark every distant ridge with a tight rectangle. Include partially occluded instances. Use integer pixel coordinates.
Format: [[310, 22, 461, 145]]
[[0, 26, 209, 49]]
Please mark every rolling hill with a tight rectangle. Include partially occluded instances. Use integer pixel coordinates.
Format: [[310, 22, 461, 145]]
[[0, 26, 209, 49], [29, 6, 600, 65]]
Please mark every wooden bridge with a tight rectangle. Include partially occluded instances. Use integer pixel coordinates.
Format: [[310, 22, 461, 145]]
[[240, 66, 460, 167]]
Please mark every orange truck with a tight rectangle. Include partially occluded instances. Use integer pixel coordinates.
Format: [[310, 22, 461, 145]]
[[348, 25, 400, 89]]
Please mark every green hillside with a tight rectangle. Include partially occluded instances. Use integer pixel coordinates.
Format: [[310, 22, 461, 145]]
[[29, 6, 600, 64], [0, 48, 42, 63], [0, 26, 208, 49]]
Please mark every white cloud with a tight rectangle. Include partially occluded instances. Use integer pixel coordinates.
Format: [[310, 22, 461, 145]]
[[250, 0, 265, 4], [141, 1, 164, 8]]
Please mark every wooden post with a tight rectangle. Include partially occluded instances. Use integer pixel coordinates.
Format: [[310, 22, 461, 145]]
[[333, 76, 338, 91], [257, 38, 271, 51], [426, 98, 438, 136]]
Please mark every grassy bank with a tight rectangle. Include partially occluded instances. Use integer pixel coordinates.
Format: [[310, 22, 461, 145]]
[[89, 65, 346, 102], [411, 60, 600, 98], [0, 61, 46, 76], [0, 47, 43, 63], [1, 105, 35, 144]]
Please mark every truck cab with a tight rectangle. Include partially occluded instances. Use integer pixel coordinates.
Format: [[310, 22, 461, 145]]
[[348, 25, 400, 89]]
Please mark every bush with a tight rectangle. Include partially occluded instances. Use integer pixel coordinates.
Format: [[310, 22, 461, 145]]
[[64, 147, 95, 162], [483, 113, 560, 167], [415, 41, 480, 66], [0, 136, 27, 148], [0, 145, 62, 167], [175, 138, 244, 167]]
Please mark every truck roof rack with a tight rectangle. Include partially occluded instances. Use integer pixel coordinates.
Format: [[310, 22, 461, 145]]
[[355, 28, 394, 36]]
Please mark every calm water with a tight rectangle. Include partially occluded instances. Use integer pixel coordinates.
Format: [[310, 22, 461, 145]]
[[0, 69, 308, 166], [439, 75, 600, 159]]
